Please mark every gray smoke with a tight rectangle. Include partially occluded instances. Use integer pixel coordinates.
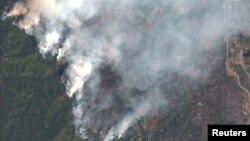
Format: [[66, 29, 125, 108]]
[[3, 0, 249, 140]]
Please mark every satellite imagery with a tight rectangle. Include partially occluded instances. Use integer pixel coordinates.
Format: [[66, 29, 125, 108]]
[[1, 0, 250, 141]]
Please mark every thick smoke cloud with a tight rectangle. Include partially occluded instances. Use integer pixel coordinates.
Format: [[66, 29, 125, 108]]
[[4, 0, 249, 140]]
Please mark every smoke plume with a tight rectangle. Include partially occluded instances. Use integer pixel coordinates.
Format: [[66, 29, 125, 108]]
[[4, 0, 250, 140]]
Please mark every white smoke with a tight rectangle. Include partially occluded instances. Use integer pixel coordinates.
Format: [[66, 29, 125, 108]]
[[104, 88, 166, 141], [4, 0, 250, 140]]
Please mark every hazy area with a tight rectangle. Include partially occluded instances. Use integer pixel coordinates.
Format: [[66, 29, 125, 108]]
[[1, 0, 250, 141]]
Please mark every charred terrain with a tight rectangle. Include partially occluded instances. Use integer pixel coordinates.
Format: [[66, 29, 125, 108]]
[[1, 0, 250, 141]]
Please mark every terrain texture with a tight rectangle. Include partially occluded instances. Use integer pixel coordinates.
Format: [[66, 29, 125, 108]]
[[1, 0, 250, 141]]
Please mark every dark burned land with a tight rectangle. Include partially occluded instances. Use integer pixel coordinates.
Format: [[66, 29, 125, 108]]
[[1, 0, 250, 141]]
